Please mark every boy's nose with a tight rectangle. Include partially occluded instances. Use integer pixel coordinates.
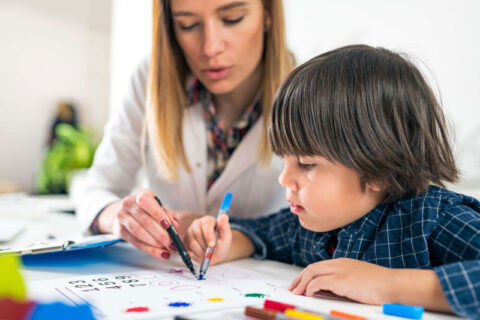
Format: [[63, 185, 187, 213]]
[[278, 166, 298, 192]]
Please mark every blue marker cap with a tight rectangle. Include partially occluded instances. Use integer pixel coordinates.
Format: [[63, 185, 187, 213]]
[[383, 303, 424, 319], [220, 193, 233, 211]]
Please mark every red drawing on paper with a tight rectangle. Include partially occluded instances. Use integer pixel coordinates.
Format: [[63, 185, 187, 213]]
[[170, 285, 201, 291], [150, 280, 179, 286], [125, 306, 149, 313], [168, 268, 184, 274]]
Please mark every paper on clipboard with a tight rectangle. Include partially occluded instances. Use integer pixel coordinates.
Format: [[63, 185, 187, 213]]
[[0, 234, 122, 256]]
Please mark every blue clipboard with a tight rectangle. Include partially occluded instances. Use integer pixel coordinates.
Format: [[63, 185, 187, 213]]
[[0, 235, 122, 256]]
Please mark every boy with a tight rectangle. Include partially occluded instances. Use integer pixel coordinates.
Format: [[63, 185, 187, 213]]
[[185, 45, 480, 318]]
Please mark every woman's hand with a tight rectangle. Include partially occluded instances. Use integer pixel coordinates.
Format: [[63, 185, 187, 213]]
[[97, 189, 197, 261], [289, 258, 394, 305], [185, 214, 233, 265]]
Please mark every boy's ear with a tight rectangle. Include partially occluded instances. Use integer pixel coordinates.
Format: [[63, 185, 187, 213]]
[[366, 182, 383, 193]]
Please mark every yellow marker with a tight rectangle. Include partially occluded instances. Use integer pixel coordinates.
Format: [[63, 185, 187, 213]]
[[206, 297, 224, 302], [285, 308, 324, 320], [0, 255, 26, 300]]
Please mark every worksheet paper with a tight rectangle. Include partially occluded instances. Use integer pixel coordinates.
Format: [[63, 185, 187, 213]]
[[28, 263, 294, 319]]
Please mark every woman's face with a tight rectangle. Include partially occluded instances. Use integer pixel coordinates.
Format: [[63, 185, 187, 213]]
[[171, 0, 267, 95]]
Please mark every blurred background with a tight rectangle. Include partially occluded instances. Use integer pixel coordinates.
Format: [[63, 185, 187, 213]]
[[0, 0, 479, 195]]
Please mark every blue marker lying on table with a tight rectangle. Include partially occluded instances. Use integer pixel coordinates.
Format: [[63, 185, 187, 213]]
[[383, 303, 424, 319], [198, 192, 233, 280], [154, 196, 196, 277]]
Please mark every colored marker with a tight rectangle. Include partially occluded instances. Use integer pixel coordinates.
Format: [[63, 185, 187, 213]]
[[155, 196, 196, 276], [383, 303, 424, 319], [330, 310, 367, 320], [285, 309, 324, 320], [245, 306, 296, 319], [198, 193, 233, 279], [264, 299, 363, 320], [0, 255, 26, 300], [264, 300, 325, 316], [0, 298, 35, 320], [29, 302, 95, 320]]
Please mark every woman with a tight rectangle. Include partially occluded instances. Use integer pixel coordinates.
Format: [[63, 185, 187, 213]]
[[76, 0, 293, 261]]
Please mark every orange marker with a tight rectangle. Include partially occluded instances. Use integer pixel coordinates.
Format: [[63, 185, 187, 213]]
[[330, 310, 367, 320]]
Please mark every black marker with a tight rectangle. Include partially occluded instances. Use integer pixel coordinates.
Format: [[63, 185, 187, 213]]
[[154, 196, 196, 276]]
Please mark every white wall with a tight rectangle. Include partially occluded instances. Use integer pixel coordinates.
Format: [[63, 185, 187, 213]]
[[3, 0, 479, 192], [109, 0, 480, 189], [282, 0, 480, 188], [110, 0, 152, 116], [0, 0, 112, 193]]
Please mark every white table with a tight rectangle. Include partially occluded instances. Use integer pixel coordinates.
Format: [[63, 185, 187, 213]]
[[0, 195, 466, 320]]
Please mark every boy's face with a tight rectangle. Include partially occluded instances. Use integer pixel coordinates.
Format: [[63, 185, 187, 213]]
[[279, 155, 384, 232]]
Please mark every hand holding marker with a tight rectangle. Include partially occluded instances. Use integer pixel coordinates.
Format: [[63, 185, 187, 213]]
[[154, 196, 196, 276], [198, 192, 233, 280]]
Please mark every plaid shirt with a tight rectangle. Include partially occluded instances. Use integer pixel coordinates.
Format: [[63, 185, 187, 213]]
[[230, 186, 480, 318], [187, 78, 262, 190]]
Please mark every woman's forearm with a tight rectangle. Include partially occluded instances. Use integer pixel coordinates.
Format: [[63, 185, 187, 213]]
[[97, 202, 122, 234]]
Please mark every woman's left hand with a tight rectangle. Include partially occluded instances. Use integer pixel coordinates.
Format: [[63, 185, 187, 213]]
[[289, 258, 394, 305]]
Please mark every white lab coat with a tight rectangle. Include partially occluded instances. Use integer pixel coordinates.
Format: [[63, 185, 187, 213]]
[[75, 59, 288, 233]]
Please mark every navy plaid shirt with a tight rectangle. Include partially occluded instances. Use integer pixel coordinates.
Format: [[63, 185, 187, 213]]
[[230, 186, 480, 318]]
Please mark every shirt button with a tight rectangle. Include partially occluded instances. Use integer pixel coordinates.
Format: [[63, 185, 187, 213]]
[[196, 162, 201, 168]]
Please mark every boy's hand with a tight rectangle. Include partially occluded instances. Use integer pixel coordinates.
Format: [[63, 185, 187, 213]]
[[185, 214, 232, 265], [289, 258, 393, 305]]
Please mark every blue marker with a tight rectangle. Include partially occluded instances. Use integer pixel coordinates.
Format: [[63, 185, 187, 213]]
[[198, 193, 233, 280], [383, 303, 424, 319]]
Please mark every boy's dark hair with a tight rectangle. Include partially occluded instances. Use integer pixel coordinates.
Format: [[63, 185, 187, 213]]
[[268, 44, 458, 203]]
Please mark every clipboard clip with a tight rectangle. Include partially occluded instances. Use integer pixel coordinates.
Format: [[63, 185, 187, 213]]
[[0, 240, 75, 256], [0, 235, 121, 257]]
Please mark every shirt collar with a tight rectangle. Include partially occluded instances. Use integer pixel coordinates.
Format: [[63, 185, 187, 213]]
[[186, 76, 209, 106], [187, 76, 262, 131], [338, 202, 391, 237]]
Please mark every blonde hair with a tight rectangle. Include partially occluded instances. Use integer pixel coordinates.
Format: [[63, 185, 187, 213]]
[[147, 0, 293, 181]]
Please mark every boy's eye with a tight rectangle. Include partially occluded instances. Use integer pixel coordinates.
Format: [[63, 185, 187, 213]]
[[223, 16, 244, 25], [297, 161, 315, 170]]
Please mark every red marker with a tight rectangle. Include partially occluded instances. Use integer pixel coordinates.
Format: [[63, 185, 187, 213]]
[[264, 299, 367, 320], [264, 299, 326, 317], [264, 299, 297, 312]]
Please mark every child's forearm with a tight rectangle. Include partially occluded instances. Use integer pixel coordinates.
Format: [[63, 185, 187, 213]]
[[388, 269, 452, 313], [223, 230, 255, 262]]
